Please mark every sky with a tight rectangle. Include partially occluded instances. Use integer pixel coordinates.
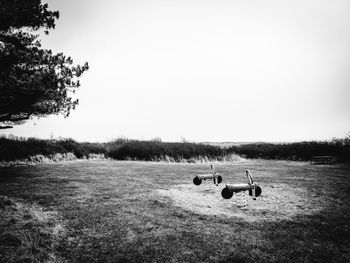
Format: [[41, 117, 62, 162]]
[[3, 0, 350, 142]]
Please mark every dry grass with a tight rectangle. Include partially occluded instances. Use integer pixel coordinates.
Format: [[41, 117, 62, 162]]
[[0, 196, 65, 262], [0, 160, 349, 262]]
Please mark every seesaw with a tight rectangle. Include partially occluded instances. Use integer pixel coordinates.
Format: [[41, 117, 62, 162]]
[[221, 169, 262, 200], [193, 164, 223, 186]]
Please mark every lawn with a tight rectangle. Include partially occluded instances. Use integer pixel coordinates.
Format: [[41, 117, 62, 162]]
[[0, 160, 349, 262]]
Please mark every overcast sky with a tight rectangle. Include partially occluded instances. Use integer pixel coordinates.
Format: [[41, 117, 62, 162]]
[[3, 0, 350, 142]]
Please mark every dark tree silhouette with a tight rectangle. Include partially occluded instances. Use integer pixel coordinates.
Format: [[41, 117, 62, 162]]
[[0, 0, 89, 129]]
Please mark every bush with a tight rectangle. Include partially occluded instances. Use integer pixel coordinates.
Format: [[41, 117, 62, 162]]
[[56, 138, 87, 158], [0, 137, 66, 161], [108, 140, 225, 162], [227, 136, 350, 163]]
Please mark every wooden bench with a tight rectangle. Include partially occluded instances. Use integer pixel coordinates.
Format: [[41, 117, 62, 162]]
[[311, 156, 336, 164]]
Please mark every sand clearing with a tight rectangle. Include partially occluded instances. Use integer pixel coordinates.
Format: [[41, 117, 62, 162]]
[[157, 180, 321, 221]]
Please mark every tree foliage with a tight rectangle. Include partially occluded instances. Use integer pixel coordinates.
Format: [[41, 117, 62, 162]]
[[0, 0, 88, 129]]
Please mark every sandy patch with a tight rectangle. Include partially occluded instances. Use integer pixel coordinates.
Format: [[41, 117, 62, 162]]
[[157, 181, 321, 221]]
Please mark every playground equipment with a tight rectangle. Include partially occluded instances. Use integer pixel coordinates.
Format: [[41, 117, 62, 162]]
[[193, 164, 222, 186], [221, 169, 262, 200]]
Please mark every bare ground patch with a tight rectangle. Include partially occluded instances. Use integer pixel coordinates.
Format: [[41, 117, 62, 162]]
[[157, 180, 322, 221]]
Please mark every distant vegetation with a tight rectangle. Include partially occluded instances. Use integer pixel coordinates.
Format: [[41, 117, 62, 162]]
[[0, 135, 349, 164], [108, 140, 241, 162], [0, 136, 233, 164], [228, 137, 350, 163]]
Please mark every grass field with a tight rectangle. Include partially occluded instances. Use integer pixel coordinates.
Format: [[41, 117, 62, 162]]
[[1, 160, 349, 262]]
